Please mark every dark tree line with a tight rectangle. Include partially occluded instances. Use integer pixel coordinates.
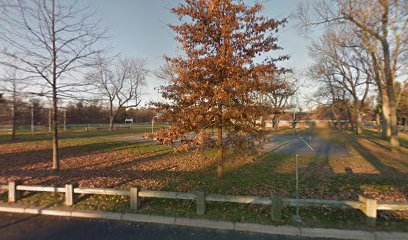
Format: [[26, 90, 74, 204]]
[[65, 101, 155, 124], [0, 97, 156, 127]]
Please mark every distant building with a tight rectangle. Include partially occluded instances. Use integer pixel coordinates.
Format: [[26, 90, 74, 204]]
[[257, 108, 350, 129]]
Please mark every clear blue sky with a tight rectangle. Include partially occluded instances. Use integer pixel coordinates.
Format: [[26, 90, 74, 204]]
[[88, 0, 315, 108]]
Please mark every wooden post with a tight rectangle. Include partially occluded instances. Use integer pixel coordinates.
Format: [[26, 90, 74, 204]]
[[195, 191, 206, 215], [130, 187, 141, 210], [65, 183, 78, 206], [8, 181, 21, 202], [271, 194, 282, 222], [359, 195, 377, 223]]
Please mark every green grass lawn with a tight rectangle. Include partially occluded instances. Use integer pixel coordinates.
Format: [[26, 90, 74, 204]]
[[0, 123, 168, 144], [0, 127, 407, 231]]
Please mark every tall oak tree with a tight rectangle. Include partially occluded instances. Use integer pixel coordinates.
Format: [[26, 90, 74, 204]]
[[156, 0, 288, 177]]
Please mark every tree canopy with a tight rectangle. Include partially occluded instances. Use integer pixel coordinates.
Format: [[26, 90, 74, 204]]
[[155, 0, 289, 177]]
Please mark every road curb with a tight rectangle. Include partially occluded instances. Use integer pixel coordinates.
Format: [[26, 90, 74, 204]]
[[0, 205, 25, 213], [71, 210, 123, 220], [374, 231, 408, 240], [234, 222, 301, 236], [175, 218, 234, 230], [122, 213, 175, 225], [300, 227, 374, 240], [41, 209, 72, 217], [0, 204, 407, 240]]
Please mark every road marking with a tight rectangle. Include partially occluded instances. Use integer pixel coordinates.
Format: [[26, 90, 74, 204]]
[[299, 136, 314, 151]]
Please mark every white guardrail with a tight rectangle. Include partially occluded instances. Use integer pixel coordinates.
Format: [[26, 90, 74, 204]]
[[1, 182, 407, 222]]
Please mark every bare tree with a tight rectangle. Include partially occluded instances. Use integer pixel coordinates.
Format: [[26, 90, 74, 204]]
[[309, 31, 372, 134], [155, 61, 178, 85], [0, 66, 27, 139], [0, 0, 107, 170], [309, 60, 354, 128], [297, 0, 408, 147], [87, 56, 147, 131], [264, 73, 298, 128], [397, 80, 408, 130]]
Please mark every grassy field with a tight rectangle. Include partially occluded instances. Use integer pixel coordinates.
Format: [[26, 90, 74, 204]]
[[0, 123, 168, 143], [0, 126, 407, 231]]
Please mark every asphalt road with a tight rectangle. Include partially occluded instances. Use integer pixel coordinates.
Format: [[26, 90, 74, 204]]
[[262, 134, 351, 158], [0, 213, 334, 240]]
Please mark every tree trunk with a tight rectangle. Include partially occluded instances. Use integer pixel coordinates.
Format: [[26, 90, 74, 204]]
[[217, 105, 223, 178], [379, 88, 391, 139], [354, 107, 363, 135], [370, 51, 391, 139], [30, 106, 34, 135], [272, 114, 279, 129], [349, 114, 354, 131], [109, 102, 114, 131], [386, 77, 399, 146], [375, 113, 381, 133], [52, 87, 59, 170], [344, 104, 353, 130], [389, 102, 399, 147], [329, 105, 338, 128], [11, 99, 16, 140], [109, 117, 114, 131], [51, 0, 59, 171], [381, 25, 399, 147]]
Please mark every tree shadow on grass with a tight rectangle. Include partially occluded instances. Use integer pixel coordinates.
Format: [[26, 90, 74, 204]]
[[0, 128, 150, 145], [351, 137, 408, 177], [2, 139, 407, 230], [2, 129, 407, 219], [0, 141, 141, 170], [1, 145, 172, 185], [363, 130, 408, 151], [2, 132, 406, 199], [131, 148, 408, 230], [399, 133, 408, 148]]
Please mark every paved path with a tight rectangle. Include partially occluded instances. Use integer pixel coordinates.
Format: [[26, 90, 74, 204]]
[[0, 213, 332, 240], [263, 134, 351, 158], [110, 132, 351, 159]]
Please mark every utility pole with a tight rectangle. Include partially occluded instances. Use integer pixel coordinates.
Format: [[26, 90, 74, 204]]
[[292, 154, 302, 223], [295, 154, 299, 218]]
